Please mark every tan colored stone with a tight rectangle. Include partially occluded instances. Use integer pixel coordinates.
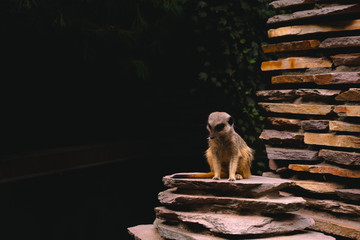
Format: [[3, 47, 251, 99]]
[[336, 189, 360, 202], [260, 130, 304, 145], [294, 180, 344, 194], [305, 198, 360, 216], [331, 53, 360, 66], [304, 132, 360, 148], [319, 149, 360, 166], [261, 57, 332, 71], [262, 40, 320, 53], [267, 117, 301, 130], [334, 105, 360, 117], [257, 89, 340, 101], [128, 224, 164, 240], [267, 4, 360, 25], [272, 72, 360, 85], [256, 89, 297, 101], [299, 209, 360, 239], [269, 0, 317, 9], [258, 103, 333, 115], [320, 36, 360, 48], [268, 19, 360, 38], [329, 121, 360, 133], [289, 164, 360, 178], [266, 146, 318, 161], [336, 88, 360, 101]]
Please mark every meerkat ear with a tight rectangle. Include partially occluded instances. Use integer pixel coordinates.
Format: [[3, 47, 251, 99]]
[[228, 116, 234, 126]]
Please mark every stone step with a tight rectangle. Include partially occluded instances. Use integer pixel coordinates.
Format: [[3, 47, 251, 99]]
[[265, 146, 319, 161], [256, 89, 340, 101], [336, 189, 360, 202], [304, 132, 360, 148], [128, 224, 164, 240], [260, 130, 304, 146], [289, 163, 360, 178], [294, 180, 344, 195], [268, 19, 360, 38], [319, 149, 360, 166], [331, 53, 360, 66], [262, 40, 320, 53], [336, 88, 360, 101], [154, 219, 335, 240], [158, 188, 306, 214], [271, 72, 360, 85], [162, 173, 294, 197], [267, 4, 360, 25], [261, 57, 332, 71], [329, 121, 360, 133], [155, 206, 314, 236], [258, 103, 333, 115], [305, 198, 360, 216]]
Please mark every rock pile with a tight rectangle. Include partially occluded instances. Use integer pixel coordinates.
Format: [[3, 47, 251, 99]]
[[128, 173, 335, 239]]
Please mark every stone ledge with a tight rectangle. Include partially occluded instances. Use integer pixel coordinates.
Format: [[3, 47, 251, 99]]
[[266, 146, 319, 161], [271, 72, 360, 85], [258, 103, 334, 115], [261, 57, 332, 71], [261, 40, 320, 54], [128, 224, 164, 240], [336, 88, 360, 101], [336, 189, 360, 202], [304, 132, 360, 148], [319, 149, 360, 166], [289, 163, 360, 178], [260, 130, 304, 146]]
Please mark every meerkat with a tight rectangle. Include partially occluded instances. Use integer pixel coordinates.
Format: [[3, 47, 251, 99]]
[[188, 112, 253, 181]]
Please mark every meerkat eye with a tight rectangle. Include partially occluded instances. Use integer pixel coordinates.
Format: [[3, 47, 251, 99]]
[[215, 123, 225, 131], [228, 117, 233, 125], [207, 123, 212, 129]]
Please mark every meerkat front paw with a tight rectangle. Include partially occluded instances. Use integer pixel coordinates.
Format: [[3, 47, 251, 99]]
[[236, 174, 243, 180], [228, 177, 236, 181], [212, 177, 220, 180]]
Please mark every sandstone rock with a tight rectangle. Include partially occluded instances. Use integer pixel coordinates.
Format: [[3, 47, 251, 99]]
[[260, 130, 304, 145], [262, 40, 320, 54], [336, 88, 360, 101], [128, 224, 164, 240], [331, 53, 360, 66], [261, 57, 332, 71], [319, 149, 360, 166], [155, 206, 314, 236], [256, 89, 297, 101], [336, 189, 360, 202], [329, 121, 360, 133], [269, 0, 317, 9], [162, 173, 294, 197], [267, 117, 301, 130], [258, 103, 333, 115], [301, 120, 329, 131], [266, 146, 319, 161], [271, 72, 360, 85], [289, 164, 360, 178], [334, 105, 360, 117], [267, 4, 360, 25], [305, 198, 360, 216], [155, 219, 334, 240], [299, 209, 360, 239], [295, 89, 341, 100], [294, 180, 344, 194], [257, 89, 340, 101], [268, 20, 360, 38], [320, 36, 360, 48], [158, 188, 306, 214], [304, 132, 360, 148]]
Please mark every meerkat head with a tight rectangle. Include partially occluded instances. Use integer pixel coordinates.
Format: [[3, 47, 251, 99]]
[[206, 112, 234, 140]]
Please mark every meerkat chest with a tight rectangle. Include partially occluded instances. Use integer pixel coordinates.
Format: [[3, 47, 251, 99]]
[[212, 142, 237, 163]]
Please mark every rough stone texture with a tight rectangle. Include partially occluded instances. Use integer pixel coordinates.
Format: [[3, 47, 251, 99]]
[[155, 219, 334, 240], [295, 89, 341, 100], [258, 103, 333, 115], [319, 149, 360, 166], [320, 36, 360, 49], [334, 105, 360, 117], [294, 180, 344, 194], [269, 0, 317, 9], [267, 4, 360, 24], [158, 188, 306, 214], [128, 224, 164, 240], [299, 209, 360, 239], [268, 20, 360, 38], [261, 57, 332, 71], [289, 163, 360, 178], [336, 88, 360, 101], [262, 40, 320, 54], [155, 207, 314, 236], [271, 72, 360, 85], [304, 132, 360, 148], [301, 120, 329, 131], [260, 130, 304, 145], [305, 198, 360, 216], [256, 89, 297, 101], [329, 120, 360, 133], [257, 89, 340, 101], [331, 53, 360, 66], [336, 189, 360, 202], [266, 146, 319, 161], [267, 117, 301, 130], [162, 173, 294, 197]]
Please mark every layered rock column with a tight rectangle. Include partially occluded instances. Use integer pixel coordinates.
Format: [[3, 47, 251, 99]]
[[259, 1, 360, 239], [129, 173, 335, 240]]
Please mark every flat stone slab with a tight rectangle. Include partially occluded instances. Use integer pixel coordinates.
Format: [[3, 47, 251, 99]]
[[319, 149, 360, 166], [289, 164, 360, 178], [336, 189, 360, 202], [301, 120, 329, 131], [158, 188, 305, 214], [266, 146, 319, 161], [261, 57, 332, 71], [334, 105, 360, 117], [294, 180, 344, 194], [260, 130, 304, 146], [331, 53, 360, 66], [329, 120, 360, 133], [304, 132, 360, 149], [305, 198, 360, 216], [320, 36, 360, 49], [269, 0, 317, 9], [258, 103, 333, 115], [162, 173, 294, 197], [256, 89, 340, 101], [262, 40, 320, 54], [155, 207, 314, 236], [154, 219, 334, 240], [271, 72, 360, 85], [267, 117, 301, 130], [128, 224, 164, 240], [336, 88, 360, 101], [268, 19, 360, 38]]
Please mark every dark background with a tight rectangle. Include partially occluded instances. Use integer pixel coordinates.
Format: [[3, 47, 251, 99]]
[[0, 1, 270, 239]]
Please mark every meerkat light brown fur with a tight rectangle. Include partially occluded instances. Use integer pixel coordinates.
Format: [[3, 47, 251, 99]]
[[188, 112, 253, 181]]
